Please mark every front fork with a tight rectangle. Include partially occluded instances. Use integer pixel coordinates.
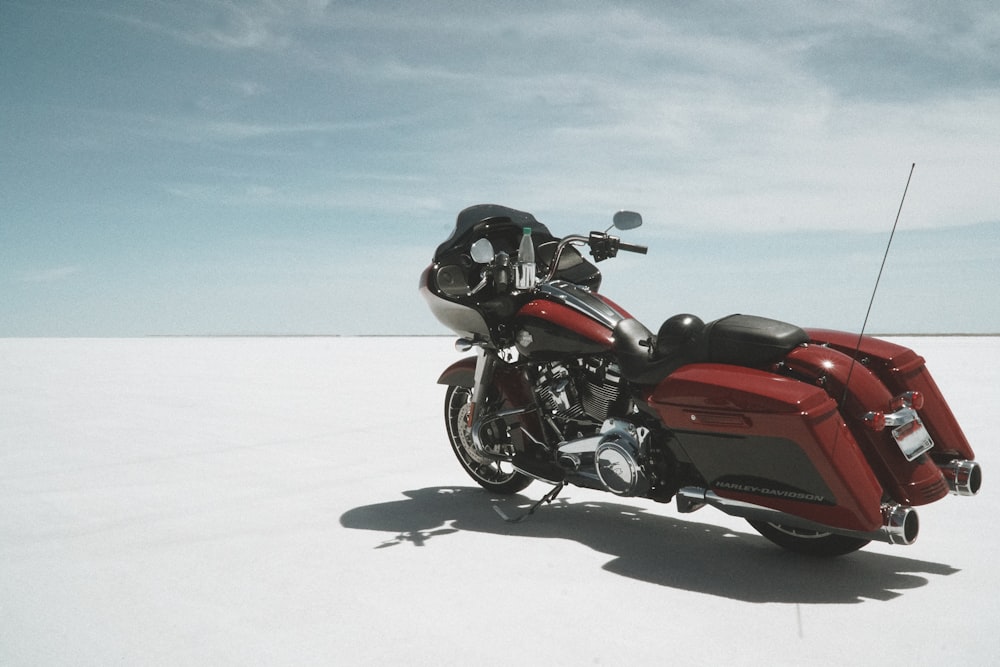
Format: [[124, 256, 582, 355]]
[[467, 346, 497, 432], [465, 344, 545, 453]]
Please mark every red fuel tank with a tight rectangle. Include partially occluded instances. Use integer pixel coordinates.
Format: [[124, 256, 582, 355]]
[[511, 282, 625, 361]]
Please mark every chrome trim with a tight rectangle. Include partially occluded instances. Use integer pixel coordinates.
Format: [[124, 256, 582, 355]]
[[884, 406, 918, 428], [536, 280, 625, 329], [675, 487, 919, 546], [557, 434, 604, 455], [555, 419, 647, 496], [940, 459, 982, 496], [882, 504, 920, 545], [455, 337, 476, 352], [468, 348, 496, 451], [596, 439, 644, 496], [541, 235, 589, 282]]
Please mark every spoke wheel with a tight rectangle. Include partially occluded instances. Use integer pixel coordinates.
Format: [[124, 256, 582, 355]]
[[444, 385, 532, 494], [748, 520, 870, 557]]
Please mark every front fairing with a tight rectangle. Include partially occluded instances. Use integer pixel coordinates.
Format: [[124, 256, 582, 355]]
[[422, 205, 604, 343], [420, 265, 491, 339]]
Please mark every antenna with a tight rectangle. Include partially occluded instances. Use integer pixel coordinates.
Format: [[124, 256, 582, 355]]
[[840, 163, 916, 406]]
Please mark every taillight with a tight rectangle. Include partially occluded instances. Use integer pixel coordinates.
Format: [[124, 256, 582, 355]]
[[863, 411, 886, 431], [889, 391, 924, 412]]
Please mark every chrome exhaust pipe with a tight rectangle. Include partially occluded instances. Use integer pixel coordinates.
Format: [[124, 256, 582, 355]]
[[881, 504, 919, 545], [940, 459, 982, 496], [676, 487, 919, 546]]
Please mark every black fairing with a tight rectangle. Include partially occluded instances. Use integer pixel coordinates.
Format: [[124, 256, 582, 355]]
[[425, 205, 605, 340], [434, 204, 552, 262], [432, 204, 602, 290]]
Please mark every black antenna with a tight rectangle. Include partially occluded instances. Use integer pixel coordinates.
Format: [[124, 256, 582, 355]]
[[840, 163, 916, 406]]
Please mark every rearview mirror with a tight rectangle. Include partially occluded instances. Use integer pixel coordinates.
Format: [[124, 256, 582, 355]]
[[613, 210, 642, 230], [470, 238, 495, 263]]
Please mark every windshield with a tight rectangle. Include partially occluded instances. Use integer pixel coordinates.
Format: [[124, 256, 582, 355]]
[[434, 204, 555, 262]]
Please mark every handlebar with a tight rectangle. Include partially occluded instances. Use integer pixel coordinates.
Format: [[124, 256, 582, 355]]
[[467, 229, 646, 296], [618, 240, 648, 255], [540, 231, 648, 283], [541, 234, 589, 283]]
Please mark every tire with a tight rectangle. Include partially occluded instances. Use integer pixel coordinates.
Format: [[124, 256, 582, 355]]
[[747, 520, 870, 557], [444, 384, 532, 494]]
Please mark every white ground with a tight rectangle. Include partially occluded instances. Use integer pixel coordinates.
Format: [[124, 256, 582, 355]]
[[1, 336, 996, 666]]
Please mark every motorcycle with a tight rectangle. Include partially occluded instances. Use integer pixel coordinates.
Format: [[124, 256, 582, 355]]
[[419, 203, 981, 556]]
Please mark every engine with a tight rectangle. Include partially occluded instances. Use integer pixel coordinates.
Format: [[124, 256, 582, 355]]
[[535, 357, 625, 425], [533, 358, 652, 497]]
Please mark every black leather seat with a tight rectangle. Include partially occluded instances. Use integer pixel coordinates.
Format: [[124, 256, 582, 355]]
[[614, 314, 808, 386], [705, 314, 809, 366]]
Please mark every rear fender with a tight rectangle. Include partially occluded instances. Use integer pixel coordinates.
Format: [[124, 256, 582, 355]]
[[784, 344, 949, 506], [806, 329, 975, 461]]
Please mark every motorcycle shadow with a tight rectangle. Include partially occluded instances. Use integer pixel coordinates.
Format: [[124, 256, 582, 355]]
[[339, 486, 959, 604]]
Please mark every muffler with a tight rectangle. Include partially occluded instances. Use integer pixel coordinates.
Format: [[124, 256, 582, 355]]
[[676, 487, 919, 546], [940, 459, 982, 496]]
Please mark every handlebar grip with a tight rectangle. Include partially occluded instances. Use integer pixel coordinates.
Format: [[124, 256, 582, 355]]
[[618, 241, 648, 255]]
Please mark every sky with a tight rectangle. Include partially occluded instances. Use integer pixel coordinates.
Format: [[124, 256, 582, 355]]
[[2, 0, 998, 336]]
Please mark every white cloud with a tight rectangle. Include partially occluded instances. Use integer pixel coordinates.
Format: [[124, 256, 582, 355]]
[[17, 266, 82, 284], [106, 0, 291, 52]]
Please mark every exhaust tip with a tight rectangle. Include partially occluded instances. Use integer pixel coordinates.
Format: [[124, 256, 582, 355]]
[[942, 459, 982, 496], [884, 505, 919, 545]]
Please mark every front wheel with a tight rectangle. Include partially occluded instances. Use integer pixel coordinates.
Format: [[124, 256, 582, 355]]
[[747, 520, 870, 557], [444, 384, 532, 494]]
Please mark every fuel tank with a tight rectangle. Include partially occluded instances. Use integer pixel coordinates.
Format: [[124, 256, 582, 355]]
[[512, 281, 628, 360]]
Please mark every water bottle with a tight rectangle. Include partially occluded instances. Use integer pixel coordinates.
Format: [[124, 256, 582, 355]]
[[516, 226, 536, 290]]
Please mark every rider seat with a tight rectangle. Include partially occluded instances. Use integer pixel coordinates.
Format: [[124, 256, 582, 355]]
[[705, 314, 810, 367], [614, 314, 809, 386]]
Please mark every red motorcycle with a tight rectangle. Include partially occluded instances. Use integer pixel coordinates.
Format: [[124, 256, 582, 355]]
[[419, 204, 981, 556]]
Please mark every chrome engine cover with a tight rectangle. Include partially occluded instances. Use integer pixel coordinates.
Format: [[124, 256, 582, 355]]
[[557, 419, 649, 497], [595, 420, 648, 496]]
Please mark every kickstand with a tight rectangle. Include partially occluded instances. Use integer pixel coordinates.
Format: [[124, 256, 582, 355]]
[[493, 482, 566, 523]]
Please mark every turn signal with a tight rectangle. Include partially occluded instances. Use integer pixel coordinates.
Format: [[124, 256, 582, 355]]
[[863, 411, 886, 432], [889, 391, 924, 412]]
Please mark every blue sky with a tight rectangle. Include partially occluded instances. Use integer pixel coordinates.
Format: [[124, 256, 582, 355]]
[[2, 1, 998, 336]]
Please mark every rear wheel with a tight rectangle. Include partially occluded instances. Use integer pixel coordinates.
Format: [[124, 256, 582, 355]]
[[748, 520, 870, 557], [444, 385, 532, 494]]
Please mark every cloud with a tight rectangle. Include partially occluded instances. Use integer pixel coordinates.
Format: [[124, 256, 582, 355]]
[[17, 266, 82, 284], [23, 1, 1000, 236], [105, 0, 292, 52], [74, 109, 409, 148]]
